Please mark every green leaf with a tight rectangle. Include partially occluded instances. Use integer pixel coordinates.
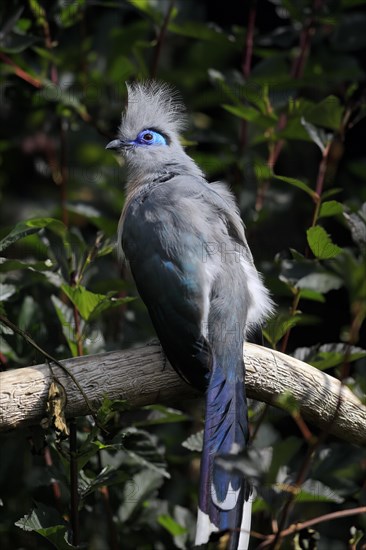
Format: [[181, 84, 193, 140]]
[[79, 466, 130, 500], [224, 104, 261, 122], [15, 503, 74, 549], [0, 284, 17, 301], [168, 22, 232, 45], [276, 391, 300, 415], [296, 272, 343, 293], [61, 284, 131, 321], [254, 158, 273, 181], [0, 218, 66, 253], [274, 175, 317, 199], [112, 427, 169, 478], [298, 289, 325, 302], [307, 226, 342, 259], [263, 313, 303, 347], [119, 469, 165, 522], [51, 295, 79, 357], [306, 96, 343, 130], [0, 257, 54, 273], [61, 284, 106, 321], [138, 405, 190, 426], [57, 0, 85, 28], [301, 118, 329, 153], [223, 104, 276, 128], [158, 514, 187, 536], [319, 200, 344, 219], [294, 343, 366, 370], [295, 479, 344, 503]]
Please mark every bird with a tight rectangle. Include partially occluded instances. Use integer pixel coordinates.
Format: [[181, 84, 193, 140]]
[[106, 81, 273, 549]]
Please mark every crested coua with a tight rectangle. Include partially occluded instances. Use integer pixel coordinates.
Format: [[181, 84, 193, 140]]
[[106, 82, 273, 549]]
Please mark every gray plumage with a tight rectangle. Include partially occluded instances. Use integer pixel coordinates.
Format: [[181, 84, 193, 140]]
[[107, 81, 273, 549]]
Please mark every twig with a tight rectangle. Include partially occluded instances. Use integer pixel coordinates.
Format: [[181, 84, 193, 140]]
[[69, 418, 80, 546], [240, 2, 257, 151], [97, 453, 119, 550], [252, 506, 366, 545], [58, 118, 69, 227], [255, 0, 321, 212], [151, 0, 175, 78], [44, 446, 62, 512], [0, 51, 42, 88]]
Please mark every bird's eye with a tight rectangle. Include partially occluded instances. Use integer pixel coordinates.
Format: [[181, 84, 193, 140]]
[[134, 129, 167, 146]]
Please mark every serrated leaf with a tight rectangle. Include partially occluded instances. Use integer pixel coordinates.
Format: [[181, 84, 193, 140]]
[[0, 218, 66, 253], [295, 479, 344, 503], [119, 469, 164, 522], [263, 313, 303, 347], [62, 284, 133, 322], [319, 200, 344, 218], [294, 343, 366, 370], [79, 466, 130, 500], [158, 514, 187, 536], [15, 503, 74, 549], [182, 430, 203, 452], [274, 175, 317, 199], [307, 226, 342, 259], [112, 427, 169, 478], [61, 284, 107, 321]]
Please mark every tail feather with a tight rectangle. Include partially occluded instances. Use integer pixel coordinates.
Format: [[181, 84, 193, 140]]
[[195, 363, 252, 549]]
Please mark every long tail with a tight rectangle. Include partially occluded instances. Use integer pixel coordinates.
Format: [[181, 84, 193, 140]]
[[195, 362, 252, 549]]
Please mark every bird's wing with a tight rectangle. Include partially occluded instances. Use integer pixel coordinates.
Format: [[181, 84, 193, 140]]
[[122, 198, 212, 391]]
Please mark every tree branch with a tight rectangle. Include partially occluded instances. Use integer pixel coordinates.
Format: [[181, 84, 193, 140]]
[[0, 343, 365, 445]]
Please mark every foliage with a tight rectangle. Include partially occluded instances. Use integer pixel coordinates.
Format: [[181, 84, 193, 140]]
[[0, 0, 366, 549]]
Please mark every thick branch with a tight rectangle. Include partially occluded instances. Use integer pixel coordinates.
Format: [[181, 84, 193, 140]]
[[0, 343, 365, 445]]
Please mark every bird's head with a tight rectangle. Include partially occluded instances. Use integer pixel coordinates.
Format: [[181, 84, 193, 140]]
[[106, 81, 195, 180]]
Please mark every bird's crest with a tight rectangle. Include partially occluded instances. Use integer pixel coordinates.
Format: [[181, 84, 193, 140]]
[[118, 81, 187, 141]]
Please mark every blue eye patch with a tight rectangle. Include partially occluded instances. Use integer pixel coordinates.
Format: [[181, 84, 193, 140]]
[[134, 129, 168, 146]]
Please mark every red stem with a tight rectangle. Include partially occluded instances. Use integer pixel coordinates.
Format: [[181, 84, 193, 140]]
[[0, 52, 42, 88], [151, 0, 175, 78], [240, 3, 257, 151]]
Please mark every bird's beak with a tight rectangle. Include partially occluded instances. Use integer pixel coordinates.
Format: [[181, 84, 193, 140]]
[[105, 138, 127, 151]]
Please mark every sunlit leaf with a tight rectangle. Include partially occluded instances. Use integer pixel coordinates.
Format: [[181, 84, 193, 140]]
[[15, 503, 74, 549], [0, 218, 66, 253], [307, 226, 342, 259], [319, 200, 344, 218], [158, 514, 187, 536]]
